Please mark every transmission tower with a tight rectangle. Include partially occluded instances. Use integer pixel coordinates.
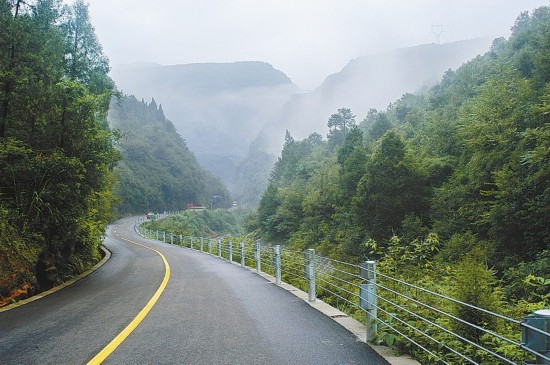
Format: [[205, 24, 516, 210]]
[[432, 24, 443, 44]]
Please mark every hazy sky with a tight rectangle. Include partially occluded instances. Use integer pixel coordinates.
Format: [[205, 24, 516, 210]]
[[86, 0, 548, 90]]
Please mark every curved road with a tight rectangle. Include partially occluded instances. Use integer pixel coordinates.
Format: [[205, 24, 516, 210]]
[[0, 218, 389, 364]]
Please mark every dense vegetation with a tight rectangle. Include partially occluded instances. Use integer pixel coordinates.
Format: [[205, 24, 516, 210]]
[[0, 0, 120, 304], [142, 208, 249, 238], [108, 95, 231, 215], [248, 5, 550, 351], [233, 38, 492, 206]]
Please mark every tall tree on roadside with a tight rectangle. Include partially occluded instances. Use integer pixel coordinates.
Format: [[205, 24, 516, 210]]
[[0, 0, 119, 293]]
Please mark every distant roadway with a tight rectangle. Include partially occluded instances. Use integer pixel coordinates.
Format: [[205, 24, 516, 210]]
[[0, 217, 389, 364]]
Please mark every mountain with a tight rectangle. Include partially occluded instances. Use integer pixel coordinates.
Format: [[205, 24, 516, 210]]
[[110, 62, 298, 183], [108, 95, 231, 214], [232, 39, 494, 205], [257, 38, 493, 153], [248, 9, 550, 363]]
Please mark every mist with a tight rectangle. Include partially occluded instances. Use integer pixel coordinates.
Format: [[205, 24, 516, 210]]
[[111, 62, 297, 182], [87, 0, 548, 90], [255, 38, 493, 155], [229, 38, 494, 204], [84, 0, 550, 202]]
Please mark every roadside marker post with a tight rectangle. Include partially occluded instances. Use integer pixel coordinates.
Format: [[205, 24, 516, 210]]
[[274, 245, 281, 285], [255, 241, 261, 273], [360, 261, 377, 342], [240, 242, 245, 267], [304, 249, 316, 302]]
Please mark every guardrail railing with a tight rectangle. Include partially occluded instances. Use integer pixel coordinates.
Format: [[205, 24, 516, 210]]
[[134, 218, 550, 365]]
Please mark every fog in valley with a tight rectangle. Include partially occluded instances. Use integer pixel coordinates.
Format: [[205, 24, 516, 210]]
[[83, 0, 549, 202], [90, 0, 547, 90], [111, 62, 297, 182]]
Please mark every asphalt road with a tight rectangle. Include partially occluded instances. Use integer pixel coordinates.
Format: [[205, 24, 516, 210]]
[[0, 217, 390, 364]]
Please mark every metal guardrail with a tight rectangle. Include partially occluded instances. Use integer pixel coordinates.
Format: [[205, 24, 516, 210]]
[[134, 219, 550, 365]]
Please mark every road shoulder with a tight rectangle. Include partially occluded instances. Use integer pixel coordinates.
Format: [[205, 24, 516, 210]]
[[0, 246, 111, 313], [252, 266, 421, 365]]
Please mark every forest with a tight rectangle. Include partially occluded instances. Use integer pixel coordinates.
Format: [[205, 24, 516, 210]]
[[249, 6, 550, 315], [0, 4, 548, 359], [0, 0, 119, 304], [108, 95, 231, 215], [136, 8, 550, 362]]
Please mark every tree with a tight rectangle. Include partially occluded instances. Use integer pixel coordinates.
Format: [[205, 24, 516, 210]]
[[337, 127, 367, 202], [327, 107, 356, 148], [270, 130, 327, 186], [270, 130, 297, 184], [61, 0, 109, 84], [257, 183, 282, 241], [109, 95, 231, 214], [0, 0, 120, 294], [0, 0, 65, 141], [354, 131, 429, 241], [452, 249, 503, 347], [367, 112, 391, 142]]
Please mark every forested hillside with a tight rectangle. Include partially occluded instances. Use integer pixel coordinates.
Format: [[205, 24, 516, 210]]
[[232, 39, 492, 205], [250, 5, 550, 316], [110, 62, 297, 183], [109, 95, 231, 214], [0, 0, 119, 304]]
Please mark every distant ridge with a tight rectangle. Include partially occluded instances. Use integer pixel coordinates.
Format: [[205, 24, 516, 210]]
[[110, 61, 297, 183], [114, 62, 162, 70], [109, 40, 493, 205], [108, 95, 231, 213], [232, 38, 494, 205], [257, 38, 494, 153]]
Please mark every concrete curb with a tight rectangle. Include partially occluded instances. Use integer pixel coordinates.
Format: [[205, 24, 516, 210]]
[[0, 245, 111, 313]]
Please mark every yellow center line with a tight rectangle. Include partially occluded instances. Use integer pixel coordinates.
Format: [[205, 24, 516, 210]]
[[87, 232, 171, 365]]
